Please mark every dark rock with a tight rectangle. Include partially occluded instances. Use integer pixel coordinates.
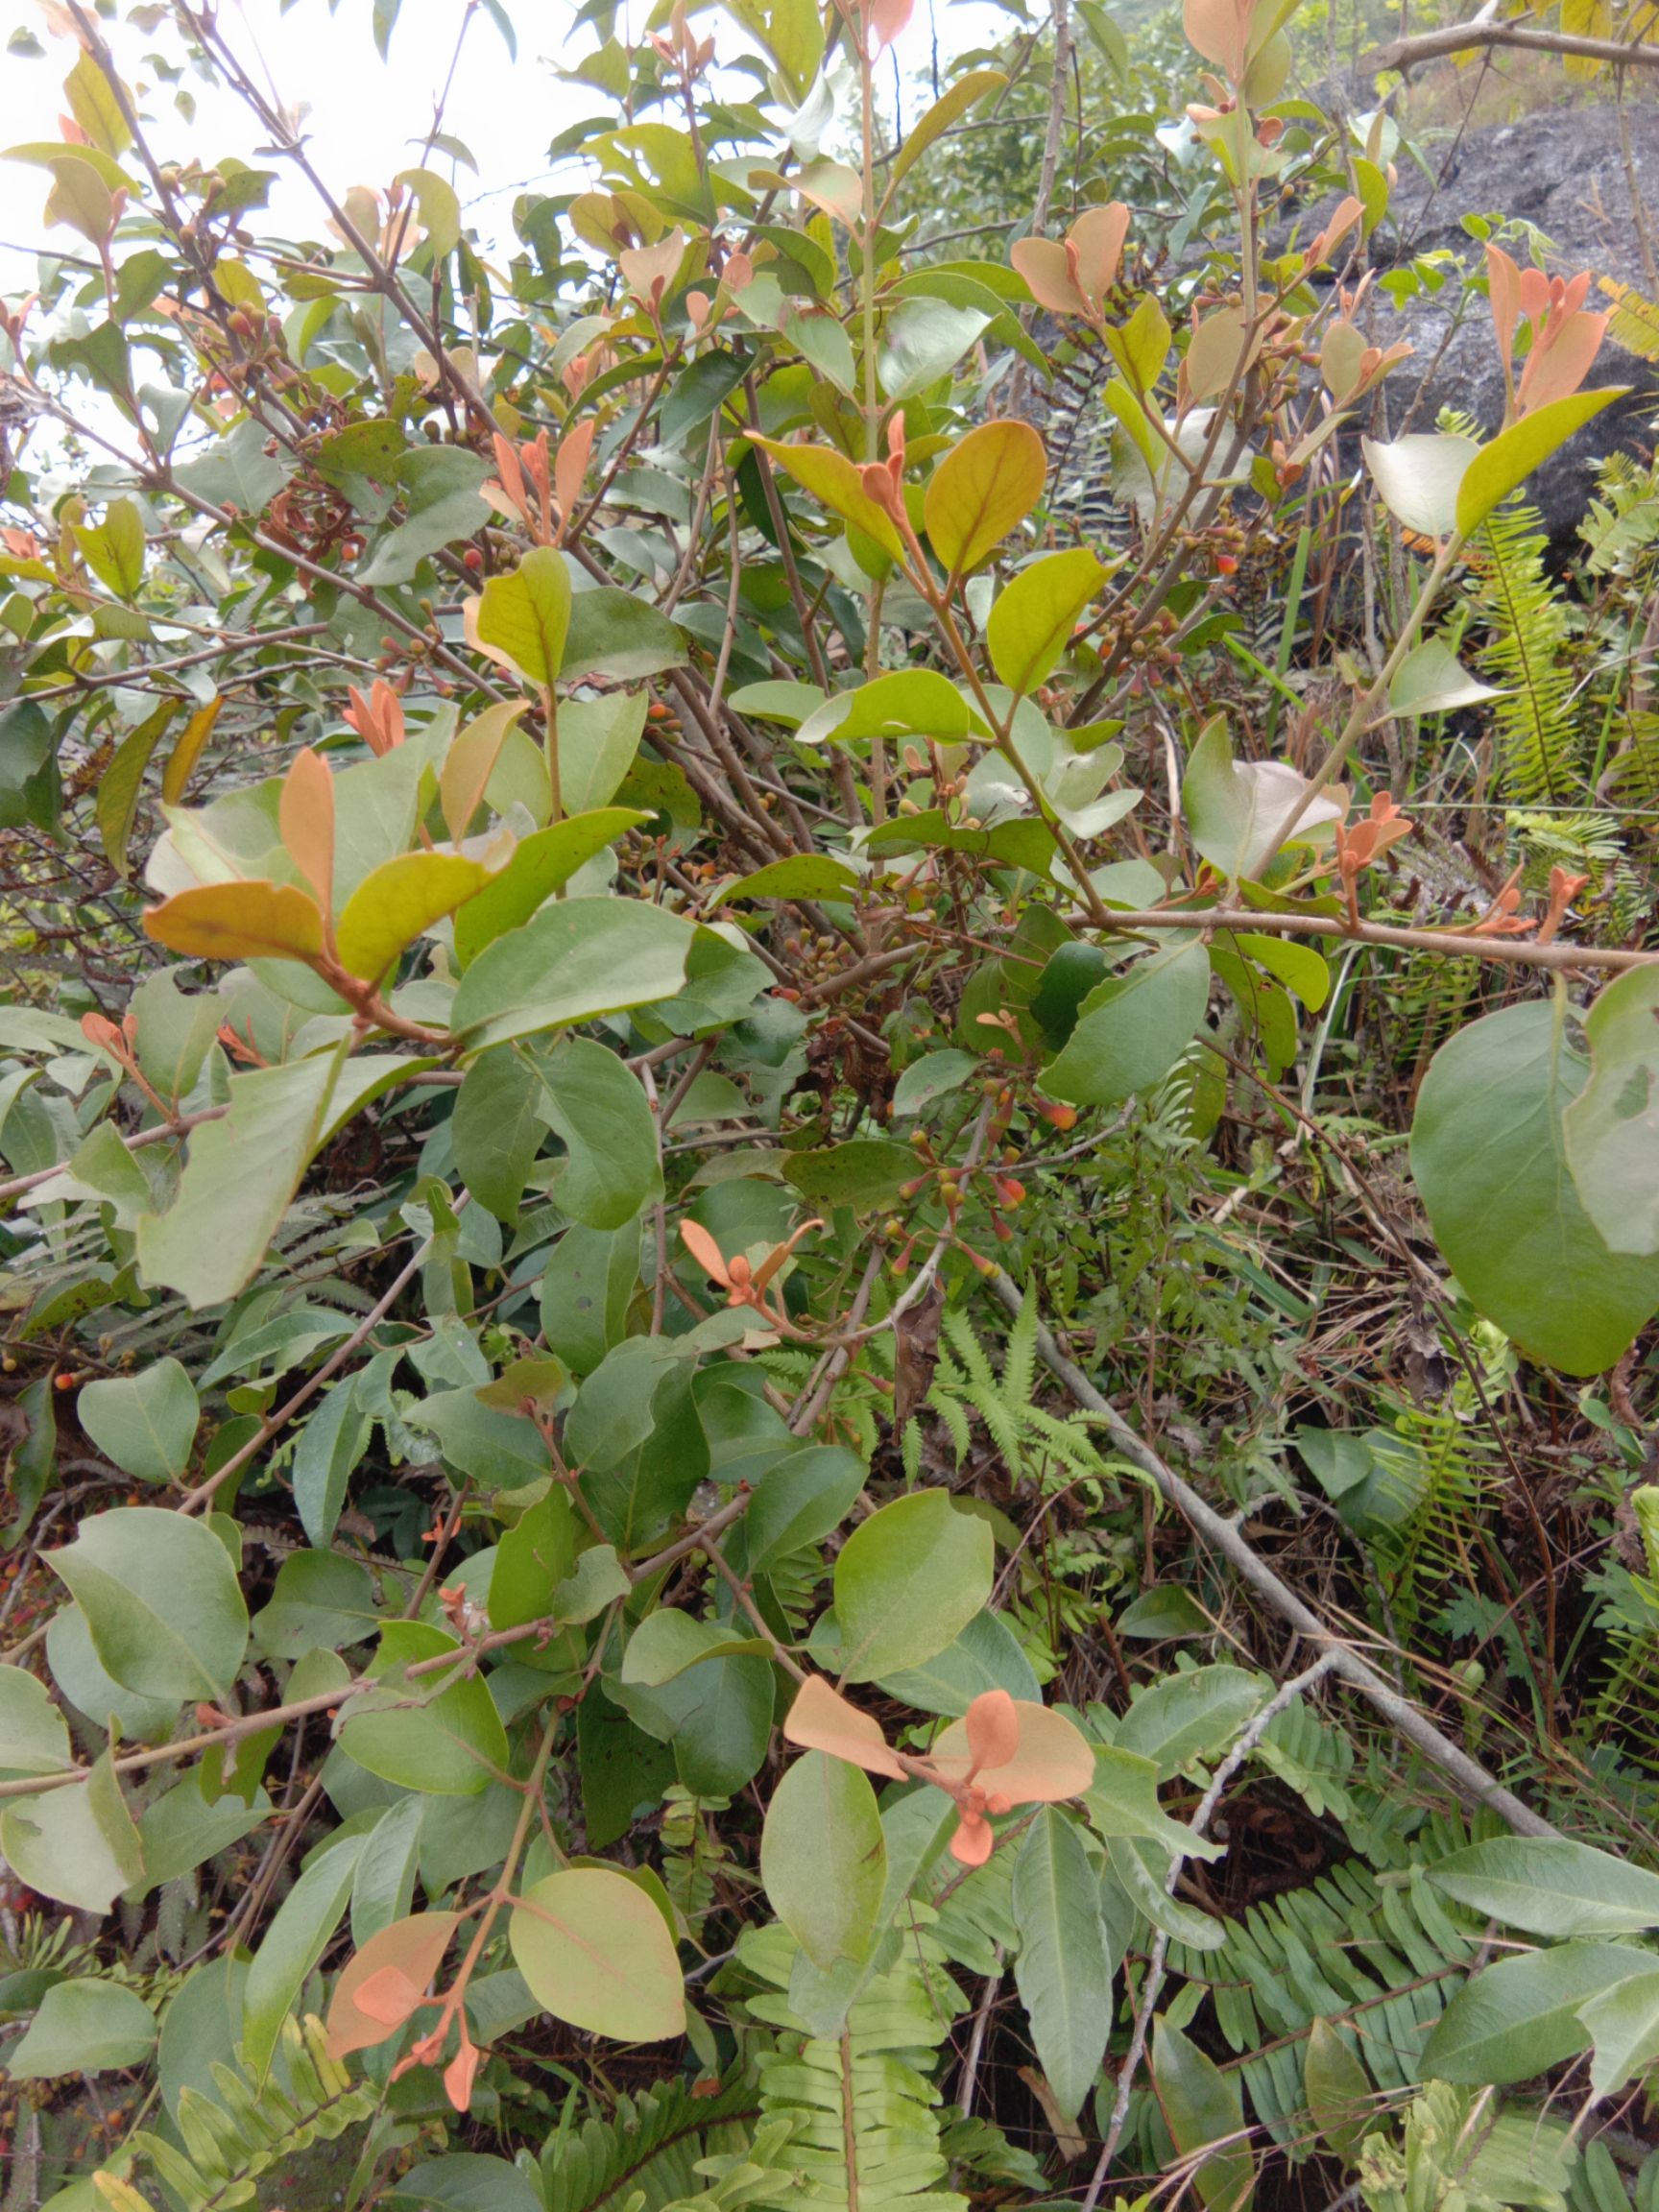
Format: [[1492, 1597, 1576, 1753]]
[[1367, 100, 1659, 539]]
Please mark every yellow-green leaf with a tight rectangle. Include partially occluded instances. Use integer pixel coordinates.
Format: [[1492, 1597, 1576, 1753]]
[[473, 546, 572, 687], [1455, 389, 1628, 538], [924, 419, 1046, 577], [334, 849, 504, 981], [160, 695, 223, 805], [64, 51, 133, 157], [509, 1867, 685, 2042], [986, 548, 1106, 696], [748, 435, 908, 563], [143, 880, 325, 965]]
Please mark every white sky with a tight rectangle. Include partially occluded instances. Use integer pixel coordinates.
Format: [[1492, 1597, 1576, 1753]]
[[0, 0, 1018, 292]]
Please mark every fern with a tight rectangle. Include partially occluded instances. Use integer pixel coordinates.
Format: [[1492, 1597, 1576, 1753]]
[[1473, 500, 1581, 804], [1579, 451, 1659, 577], [1164, 1858, 1479, 2152], [1358, 2080, 1575, 2212], [1375, 1406, 1498, 1636], [923, 1307, 1116, 1492], [97, 2015, 377, 2212], [541, 2075, 765, 2212], [738, 1922, 967, 2212]]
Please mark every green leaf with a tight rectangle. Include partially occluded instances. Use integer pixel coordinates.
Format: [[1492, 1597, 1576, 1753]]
[[561, 588, 687, 682], [1563, 966, 1659, 1257], [49, 1507, 249, 1704], [452, 1045, 547, 1220], [541, 1221, 639, 1375], [1303, 2017, 1371, 2162], [1181, 715, 1345, 879], [878, 1606, 1040, 1716], [242, 1833, 363, 2080], [136, 1054, 336, 1308], [292, 1381, 372, 1550], [75, 495, 145, 597], [1152, 2016, 1255, 2212], [394, 164, 461, 257], [1109, 293, 1171, 392], [1232, 932, 1329, 1012], [712, 854, 864, 905], [1410, 999, 1659, 1374], [762, 1750, 887, 1971], [783, 1138, 914, 1213], [488, 1493, 577, 1635], [96, 701, 178, 876], [46, 1604, 180, 1743], [1421, 1941, 1655, 2084], [539, 1035, 661, 1230], [746, 1445, 868, 1575], [890, 1048, 979, 1115], [1115, 1664, 1267, 1777], [795, 669, 977, 749], [0, 699, 60, 835], [359, 447, 491, 586], [1455, 389, 1627, 536], [660, 348, 750, 446], [0, 1663, 74, 1777], [251, 1551, 381, 1657], [986, 549, 1107, 696], [1388, 637, 1500, 717], [1361, 432, 1478, 538], [339, 1621, 510, 1794], [834, 1489, 994, 1682], [1108, 1832, 1225, 1949], [135, 1769, 271, 1886], [610, 1619, 774, 1795], [476, 546, 573, 687], [878, 298, 990, 401], [1012, 1808, 1114, 2123], [1044, 937, 1212, 1107], [0, 1753, 144, 1914], [1428, 1838, 1659, 1937], [451, 896, 697, 1050], [451, 811, 650, 968], [889, 69, 1007, 187], [1083, 1744, 1225, 1862], [925, 419, 1046, 577], [509, 1868, 685, 2042], [1579, 1969, 1659, 2097], [76, 1359, 199, 1485], [559, 694, 648, 813], [6, 1978, 156, 2078]]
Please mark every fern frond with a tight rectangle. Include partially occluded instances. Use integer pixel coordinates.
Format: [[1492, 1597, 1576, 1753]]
[[1473, 500, 1581, 804], [543, 2074, 764, 2212], [739, 1923, 967, 2212], [1166, 1858, 1479, 2153], [116, 2016, 375, 2212]]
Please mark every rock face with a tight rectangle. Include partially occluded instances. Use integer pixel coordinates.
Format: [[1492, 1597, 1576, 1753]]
[[1368, 98, 1659, 539]]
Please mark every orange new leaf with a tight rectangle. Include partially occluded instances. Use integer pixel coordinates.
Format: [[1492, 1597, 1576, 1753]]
[[279, 746, 336, 915], [325, 1911, 459, 2060], [143, 880, 325, 966], [782, 1674, 906, 1780]]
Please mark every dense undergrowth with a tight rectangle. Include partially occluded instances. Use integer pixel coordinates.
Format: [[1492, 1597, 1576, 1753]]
[[3, 1, 1659, 2209]]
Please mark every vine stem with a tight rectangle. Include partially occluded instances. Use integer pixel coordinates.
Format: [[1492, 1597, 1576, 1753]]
[[981, 1268, 1558, 1840], [1081, 1654, 1340, 2212], [1050, 901, 1659, 974]]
